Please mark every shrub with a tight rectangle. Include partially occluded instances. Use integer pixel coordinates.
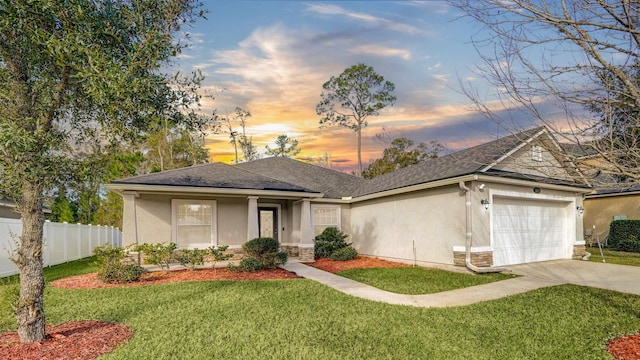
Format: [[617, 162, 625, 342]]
[[98, 262, 147, 284], [93, 245, 126, 266], [329, 246, 358, 261], [209, 245, 234, 270], [237, 257, 264, 272], [175, 248, 206, 271], [314, 227, 351, 259], [242, 237, 288, 269], [134, 243, 177, 270], [609, 220, 640, 253]]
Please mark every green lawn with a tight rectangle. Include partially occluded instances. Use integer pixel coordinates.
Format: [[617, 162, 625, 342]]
[[2, 260, 640, 359], [587, 247, 640, 266], [336, 267, 516, 294]]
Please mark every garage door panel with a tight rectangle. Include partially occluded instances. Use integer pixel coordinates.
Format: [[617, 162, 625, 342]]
[[492, 197, 571, 266]]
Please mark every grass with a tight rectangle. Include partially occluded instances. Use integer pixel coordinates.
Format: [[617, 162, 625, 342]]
[[2, 259, 640, 359], [336, 267, 516, 295], [586, 247, 640, 266]]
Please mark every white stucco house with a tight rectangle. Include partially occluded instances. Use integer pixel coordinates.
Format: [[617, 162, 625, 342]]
[[107, 127, 591, 270]]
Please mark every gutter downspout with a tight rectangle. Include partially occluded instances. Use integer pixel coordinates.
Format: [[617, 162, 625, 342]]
[[458, 181, 503, 274]]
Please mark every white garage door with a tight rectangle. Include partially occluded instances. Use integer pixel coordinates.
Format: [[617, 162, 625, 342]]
[[492, 197, 572, 266]]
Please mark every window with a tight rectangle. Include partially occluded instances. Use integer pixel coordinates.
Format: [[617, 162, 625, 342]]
[[312, 205, 340, 236], [532, 146, 543, 162], [172, 199, 216, 249]]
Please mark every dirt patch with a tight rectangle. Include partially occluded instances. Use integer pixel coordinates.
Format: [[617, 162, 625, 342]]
[[0, 320, 131, 360], [308, 256, 409, 273], [609, 334, 640, 360], [51, 268, 299, 289]]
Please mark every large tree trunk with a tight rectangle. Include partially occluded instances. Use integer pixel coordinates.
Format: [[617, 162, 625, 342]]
[[15, 181, 46, 343], [357, 126, 362, 177]]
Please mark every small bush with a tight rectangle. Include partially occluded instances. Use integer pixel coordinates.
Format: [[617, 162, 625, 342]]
[[243, 237, 279, 258], [93, 245, 126, 266], [209, 245, 234, 269], [134, 243, 177, 270], [238, 257, 264, 272], [242, 237, 288, 269], [98, 262, 147, 284], [175, 248, 206, 271], [609, 220, 640, 253], [329, 246, 358, 261], [314, 227, 351, 259]]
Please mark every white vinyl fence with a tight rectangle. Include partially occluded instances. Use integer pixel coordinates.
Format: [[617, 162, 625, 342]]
[[0, 218, 122, 278]]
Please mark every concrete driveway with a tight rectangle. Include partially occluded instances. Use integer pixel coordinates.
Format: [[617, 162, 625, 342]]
[[508, 260, 640, 296]]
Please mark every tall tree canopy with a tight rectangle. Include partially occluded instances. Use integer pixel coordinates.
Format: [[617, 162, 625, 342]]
[[450, 0, 640, 185], [0, 0, 205, 343], [316, 63, 396, 176], [265, 134, 301, 158], [362, 137, 444, 179]]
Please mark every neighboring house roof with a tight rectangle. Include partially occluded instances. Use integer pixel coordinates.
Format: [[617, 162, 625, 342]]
[[236, 157, 365, 199], [111, 126, 590, 199], [112, 162, 318, 194]]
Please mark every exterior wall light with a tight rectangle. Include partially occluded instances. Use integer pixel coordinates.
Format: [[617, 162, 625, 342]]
[[577, 205, 584, 216], [481, 199, 490, 210]]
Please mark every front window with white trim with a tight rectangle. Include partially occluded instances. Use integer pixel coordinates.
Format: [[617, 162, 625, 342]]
[[172, 199, 216, 249], [312, 205, 341, 236]]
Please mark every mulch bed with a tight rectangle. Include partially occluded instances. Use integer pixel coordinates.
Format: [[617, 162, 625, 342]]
[[0, 320, 131, 360], [609, 334, 640, 360], [51, 267, 299, 290], [308, 256, 410, 273]]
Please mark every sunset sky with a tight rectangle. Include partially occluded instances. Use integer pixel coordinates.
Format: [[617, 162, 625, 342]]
[[174, 1, 563, 172]]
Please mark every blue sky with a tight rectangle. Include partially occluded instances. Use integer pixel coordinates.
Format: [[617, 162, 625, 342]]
[[175, 1, 547, 171]]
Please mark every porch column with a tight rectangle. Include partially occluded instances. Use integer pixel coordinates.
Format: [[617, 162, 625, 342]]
[[299, 199, 314, 262], [121, 191, 138, 247], [247, 196, 259, 240]]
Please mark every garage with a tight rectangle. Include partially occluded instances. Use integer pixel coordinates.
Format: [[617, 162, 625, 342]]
[[492, 196, 573, 266]]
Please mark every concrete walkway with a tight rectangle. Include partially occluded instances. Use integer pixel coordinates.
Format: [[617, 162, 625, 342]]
[[282, 259, 640, 308]]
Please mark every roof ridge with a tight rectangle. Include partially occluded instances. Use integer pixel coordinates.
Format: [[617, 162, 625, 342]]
[[113, 162, 233, 183]]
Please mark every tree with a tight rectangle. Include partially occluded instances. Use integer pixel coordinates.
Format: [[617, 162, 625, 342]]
[[362, 137, 444, 179], [215, 107, 259, 162], [0, 1, 205, 343], [145, 120, 210, 173], [449, 0, 640, 185], [265, 134, 301, 158], [316, 63, 396, 176]]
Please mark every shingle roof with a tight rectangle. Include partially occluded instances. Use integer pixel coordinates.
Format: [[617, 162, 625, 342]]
[[354, 127, 547, 196], [237, 157, 365, 199], [112, 162, 317, 193]]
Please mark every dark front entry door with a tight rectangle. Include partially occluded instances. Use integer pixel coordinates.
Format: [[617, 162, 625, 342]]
[[258, 207, 278, 240]]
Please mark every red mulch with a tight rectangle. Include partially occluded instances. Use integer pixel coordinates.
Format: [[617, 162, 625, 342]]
[[609, 334, 640, 360], [0, 320, 131, 360], [51, 267, 299, 290], [307, 256, 409, 273]]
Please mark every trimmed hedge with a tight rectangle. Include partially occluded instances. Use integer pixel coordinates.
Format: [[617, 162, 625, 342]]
[[609, 220, 640, 253], [242, 237, 288, 269], [329, 246, 358, 261], [314, 227, 353, 259]]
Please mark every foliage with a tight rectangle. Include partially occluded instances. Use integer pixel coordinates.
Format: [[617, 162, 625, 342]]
[[209, 245, 234, 269], [215, 107, 259, 163], [265, 134, 301, 158], [329, 246, 358, 261], [93, 245, 146, 284], [450, 0, 640, 186], [362, 137, 444, 179], [242, 237, 288, 269], [316, 63, 396, 176], [92, 192, 124, 228], [237, 257, 264, 272], [97, 262, 147, 284], [609, 220, 640, 253], [0, 0, 206, 341], [145, 119, 210, 173], [314, 227, 351, 259], [49, 190, 75, 223], [134, 243, 178, 271], [175, 249, 207, 271]]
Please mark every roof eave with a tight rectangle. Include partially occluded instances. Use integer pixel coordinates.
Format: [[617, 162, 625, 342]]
[[105, 183, 325, 199]]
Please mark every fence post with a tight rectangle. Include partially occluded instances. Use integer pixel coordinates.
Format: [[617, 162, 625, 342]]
[[63, 222, 68, 263], [77, 223, 81, 261], [43, 220, 50, 268]]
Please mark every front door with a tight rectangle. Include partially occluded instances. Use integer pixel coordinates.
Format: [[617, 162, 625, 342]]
[[258, 207, 278, 240]]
